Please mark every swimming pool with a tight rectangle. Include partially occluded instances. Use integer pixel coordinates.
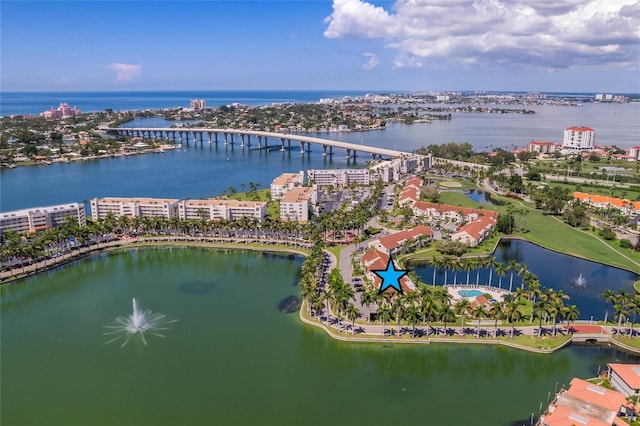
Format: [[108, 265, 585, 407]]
[[458, 290, 484, 298]]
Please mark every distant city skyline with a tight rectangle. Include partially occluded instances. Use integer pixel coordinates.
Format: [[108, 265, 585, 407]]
[[2, 1, 639, 93]]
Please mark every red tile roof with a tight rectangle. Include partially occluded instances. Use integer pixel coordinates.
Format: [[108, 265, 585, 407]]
[[567, 126, 594, 132], [609, 364, 640, 390], [361, 249, 412, 293], [565, 378, 626, 412], [374, 225, 433, 250]]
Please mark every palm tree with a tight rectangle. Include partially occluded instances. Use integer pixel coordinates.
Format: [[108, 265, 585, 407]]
[[403, 305, 421, 337], [517, 263, 528, 290], [504, 300, 524, 338], [463, 257, 475, 285], [441, 256, 452, 285], [390, 294, 404, 337], [495, 262, 507, 290], [450, 257, 463, 285], [360, 290, 376, 323], [532, 300, 550, 338], [454, 299, 472, 330], [614, 291, 631, 336], [485, 257, 499, 287], [563, 305, 580, 333], [472, 304, 489, 337], [474, 256, 484, 285], [489, 301, 506, 338], [440, 305, 456, 337], [429, 256, 440, 286], [600, 289, 616, 324], [346, 303, 359, 335], [378, 304, 392, 337], [506, 260, 519, 292]]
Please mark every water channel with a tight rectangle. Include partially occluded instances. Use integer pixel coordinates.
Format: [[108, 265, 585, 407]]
[[2, 247, 638, 426], [412, 239, 639, 320]]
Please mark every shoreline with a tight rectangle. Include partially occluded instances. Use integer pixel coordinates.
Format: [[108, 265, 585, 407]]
[[3, 237, 640, 355], [298, 300, 640, 356]]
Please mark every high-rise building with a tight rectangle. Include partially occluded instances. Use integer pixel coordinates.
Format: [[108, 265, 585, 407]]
[[562, 126, 595, 151]]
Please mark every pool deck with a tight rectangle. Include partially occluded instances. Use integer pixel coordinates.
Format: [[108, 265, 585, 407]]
[[444, 284, 511, 302]]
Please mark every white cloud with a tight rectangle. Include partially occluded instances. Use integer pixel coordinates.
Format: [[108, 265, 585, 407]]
[[106, 63, 142, 82], [324, 0, 640, 71], [362, 52, 381, 70], [393, 53, 423, 69]]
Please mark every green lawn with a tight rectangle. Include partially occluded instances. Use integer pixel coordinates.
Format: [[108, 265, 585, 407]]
[[437, 184, 640, 272]]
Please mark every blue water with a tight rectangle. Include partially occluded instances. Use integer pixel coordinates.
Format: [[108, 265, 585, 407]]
[[0, 90, 372, 116], [2, 91, 639, 149], [412, 239, 639, 319], [458, 289, 484, 297], [464, 189, 498, 205]]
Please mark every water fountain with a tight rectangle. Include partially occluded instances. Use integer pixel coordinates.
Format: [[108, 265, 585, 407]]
[[572, 273, 587, 289], [104, 298, 176, 347]]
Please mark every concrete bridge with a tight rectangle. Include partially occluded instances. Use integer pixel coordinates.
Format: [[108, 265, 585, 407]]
[[107, 127, 413, 160], [570, 333, 611, 343]]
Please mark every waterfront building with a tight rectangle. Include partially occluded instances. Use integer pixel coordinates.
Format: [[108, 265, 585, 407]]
[[307, 168, 371, 187], [537, 377, 635, 426], [40, 103, 81, 119], [270, 172, 304, 200], [368, 159, 399, 182], [90, 197, 179, 220], [367, 225, 433, 255], [178, 199, 266, 222], [608, 364, 640, 397], [528, 141, 557, 154], [412, 200, 499, 223], [450, 215, 498, 247], [189, 99, 206, 111], [562, 126, 596, 152], [279, 187, 315, 223], [628, 146, 640, 161], [0, 202, 86, 235], [361, 249, 415, 293], [573, 192, 640, 217]]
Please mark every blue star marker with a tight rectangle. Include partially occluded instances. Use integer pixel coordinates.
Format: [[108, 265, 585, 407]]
[[372, 256, 408, 294]]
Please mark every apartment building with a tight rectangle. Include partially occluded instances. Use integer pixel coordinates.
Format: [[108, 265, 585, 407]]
[[307, 168, 371, 187], [90, 197, 179, 220], [280, 187, 314, 222], [270, 172, 304, 200], [178, 199, 266, 222], [0, 202, 86, 234], [562, 126, 596, 151]]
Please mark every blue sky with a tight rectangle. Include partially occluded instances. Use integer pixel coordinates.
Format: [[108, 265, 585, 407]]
[[2, 0, 639, 93]]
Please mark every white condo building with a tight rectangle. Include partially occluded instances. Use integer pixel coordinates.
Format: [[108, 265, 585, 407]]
[[270, 172, 304, 200], [0, 202, 86, 234], [90, 197, 179, 220], [307, 168, 371, 187], [178, 199, 266, 222], [562, 126, 595, 151], [280, 187, 315, 222]]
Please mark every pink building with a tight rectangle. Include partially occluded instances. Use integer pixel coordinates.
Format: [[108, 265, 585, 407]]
[[41, 103, 81, 119]]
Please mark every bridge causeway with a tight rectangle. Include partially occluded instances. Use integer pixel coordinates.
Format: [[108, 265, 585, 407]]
[[107, 127, 414, 160]]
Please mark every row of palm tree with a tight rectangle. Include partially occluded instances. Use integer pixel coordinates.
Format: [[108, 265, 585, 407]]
[[304, 262, 581, 340], [600, 289, 640, 337], [427, 255, 531, 292], [0, 211, 320, 276]]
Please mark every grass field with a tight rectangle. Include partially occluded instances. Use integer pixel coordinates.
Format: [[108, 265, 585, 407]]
[[421, 183, 640, 272]]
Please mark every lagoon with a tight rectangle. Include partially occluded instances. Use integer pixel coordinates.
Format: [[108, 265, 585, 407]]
[[412, 239, 639, 320], [2, 247, 638, 426]]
